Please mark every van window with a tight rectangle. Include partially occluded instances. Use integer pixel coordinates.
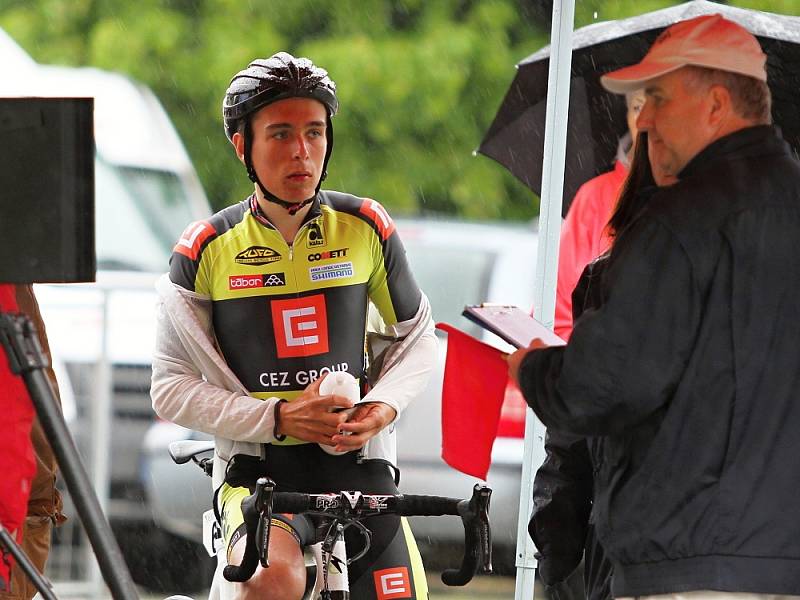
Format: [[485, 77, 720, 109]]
[[95, 159, 180, 272], [403, 242, 494, 338], [115, 166, 197, 253]]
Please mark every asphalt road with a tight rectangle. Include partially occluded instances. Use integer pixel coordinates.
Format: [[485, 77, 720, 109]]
[[428, 573, 522, 599]]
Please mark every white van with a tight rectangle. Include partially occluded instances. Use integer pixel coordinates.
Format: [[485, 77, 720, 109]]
[[1, 31, 213, 589]]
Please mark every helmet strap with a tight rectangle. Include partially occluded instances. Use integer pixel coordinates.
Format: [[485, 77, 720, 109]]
[[243, 121, 316, 216]]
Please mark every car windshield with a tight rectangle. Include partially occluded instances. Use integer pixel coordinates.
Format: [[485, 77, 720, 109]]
[[403, 241, 494, 338], [95, 159, 195, 273]]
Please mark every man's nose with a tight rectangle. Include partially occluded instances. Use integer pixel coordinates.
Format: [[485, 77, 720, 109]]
[[293, 134, 309, 159]]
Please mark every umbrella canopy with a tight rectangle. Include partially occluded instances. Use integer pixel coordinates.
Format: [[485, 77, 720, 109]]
[[478, 0, 800, 215]]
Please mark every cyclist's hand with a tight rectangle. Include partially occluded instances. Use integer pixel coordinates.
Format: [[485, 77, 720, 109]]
[[276, 376, 354, 444], [331, 402, 397, 451]]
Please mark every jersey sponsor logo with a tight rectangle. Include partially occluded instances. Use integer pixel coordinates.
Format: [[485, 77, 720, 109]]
[[359, 199, 395, 241], [228, 273, 286, 290], [234, 245, 281, 266], [307, 248, 348, 262], [309, 262, 353, 282], [259, 363, 349, 388], [174, 221, 215, 260], [306, 221, 325, 248], [271, 295, 329, 358], [373, 567, 411, 599]]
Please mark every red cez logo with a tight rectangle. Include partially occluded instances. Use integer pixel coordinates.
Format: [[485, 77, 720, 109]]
[[373, 567, 411, 600], [271, 295, 329, 358]]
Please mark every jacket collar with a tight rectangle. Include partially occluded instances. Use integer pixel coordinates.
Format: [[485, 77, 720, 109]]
[[679, 125, 789, 180]]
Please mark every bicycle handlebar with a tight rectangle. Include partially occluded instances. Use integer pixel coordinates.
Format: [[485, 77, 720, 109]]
[[223, 478, 493, 586]]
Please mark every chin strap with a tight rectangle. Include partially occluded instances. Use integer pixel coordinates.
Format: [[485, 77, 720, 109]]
[[243, 120, 322, 216]]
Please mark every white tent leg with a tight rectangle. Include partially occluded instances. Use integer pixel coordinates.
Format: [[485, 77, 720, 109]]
[[515, 0, 575, 598]]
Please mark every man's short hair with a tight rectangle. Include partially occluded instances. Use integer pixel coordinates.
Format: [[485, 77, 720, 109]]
[[683, 66, 772, 125]]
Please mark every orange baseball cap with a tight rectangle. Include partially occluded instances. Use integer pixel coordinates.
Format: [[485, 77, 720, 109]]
[[601, 14, 767, 94]]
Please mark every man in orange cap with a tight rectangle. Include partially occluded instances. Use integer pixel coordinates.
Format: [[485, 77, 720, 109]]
[[509, 14, 800, 598]]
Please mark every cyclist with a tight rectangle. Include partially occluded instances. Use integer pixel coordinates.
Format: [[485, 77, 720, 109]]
[[151, 52, 437, 599]]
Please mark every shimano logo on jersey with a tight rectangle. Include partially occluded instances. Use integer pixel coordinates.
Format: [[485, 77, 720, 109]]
[[228, 273, 286, 289], [306, 221, 325, 248], [309, 262, 353, 282], [234, 245, 281, 266], [307, 248, 348, 262]]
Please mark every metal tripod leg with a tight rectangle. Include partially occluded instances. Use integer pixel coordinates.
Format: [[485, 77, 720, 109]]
[[0, 311, 139, 600]]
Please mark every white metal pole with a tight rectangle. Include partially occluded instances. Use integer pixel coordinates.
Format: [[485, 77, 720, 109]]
[[88, 288, 113, 598], [514, 1, 575, 598]]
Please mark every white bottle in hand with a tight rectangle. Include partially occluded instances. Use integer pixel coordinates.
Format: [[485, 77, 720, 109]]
[[318, 372, 359, 456]]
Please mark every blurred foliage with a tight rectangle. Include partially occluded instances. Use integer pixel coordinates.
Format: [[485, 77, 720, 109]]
[[2, 0, 799, 219]]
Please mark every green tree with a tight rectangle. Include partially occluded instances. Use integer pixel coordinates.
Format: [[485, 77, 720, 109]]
[[3, 0, 799, 218], [0, 0, 546, 219]]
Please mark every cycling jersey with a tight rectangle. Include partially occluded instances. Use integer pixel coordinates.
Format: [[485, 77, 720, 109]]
[[154, 191, 435, 597], [169, 192, 422, 447]]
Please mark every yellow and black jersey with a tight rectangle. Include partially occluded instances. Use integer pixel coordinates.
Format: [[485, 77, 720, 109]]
[[169, 191, 422, 433]]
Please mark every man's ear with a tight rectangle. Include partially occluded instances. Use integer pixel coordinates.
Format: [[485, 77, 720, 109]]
[[231, 131, 246, 164], [707, 84, 733, 129]]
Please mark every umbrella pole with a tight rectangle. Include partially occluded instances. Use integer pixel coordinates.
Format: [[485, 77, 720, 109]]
[[515, 1, 575, 599]]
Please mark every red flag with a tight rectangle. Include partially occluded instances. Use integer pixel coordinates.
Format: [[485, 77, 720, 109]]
[[437, 323, 509, 480], [0, 284, 36, 589]]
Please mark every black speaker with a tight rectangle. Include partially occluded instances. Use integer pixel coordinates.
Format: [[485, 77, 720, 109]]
[[0, 98, 95, 283]]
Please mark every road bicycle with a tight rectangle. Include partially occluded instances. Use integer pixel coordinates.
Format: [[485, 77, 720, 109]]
[[170, 440, 492, 599]]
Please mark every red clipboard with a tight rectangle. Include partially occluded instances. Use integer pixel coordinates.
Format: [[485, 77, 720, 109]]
[[462, 304, 566, 349]]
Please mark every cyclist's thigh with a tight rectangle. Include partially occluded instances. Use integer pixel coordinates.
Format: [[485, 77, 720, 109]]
[[217, 483, 314, 598], [262, 445, 429, 597], [348, 516, 429, 599], [217, 483, 317, 561]]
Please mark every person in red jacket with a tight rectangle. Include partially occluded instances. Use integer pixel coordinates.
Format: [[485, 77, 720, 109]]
[[0, 284, 36, 592], [553, 88, 645, 340]]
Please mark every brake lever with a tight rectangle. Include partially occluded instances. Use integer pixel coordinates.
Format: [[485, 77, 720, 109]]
[[255, 477, 274, 568], [441, 483, 492, 586], [222, 477, 275, 582], [475, 486, 493, 574]]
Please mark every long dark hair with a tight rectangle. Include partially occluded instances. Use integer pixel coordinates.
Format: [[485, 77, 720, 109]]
[[607, 132, 656, 240]]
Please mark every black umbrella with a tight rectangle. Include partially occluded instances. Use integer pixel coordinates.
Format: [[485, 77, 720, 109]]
[[477, 0, 800, 215]]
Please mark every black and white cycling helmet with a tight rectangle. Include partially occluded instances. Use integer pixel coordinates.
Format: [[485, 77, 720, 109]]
[[223, 52, 339, 213]]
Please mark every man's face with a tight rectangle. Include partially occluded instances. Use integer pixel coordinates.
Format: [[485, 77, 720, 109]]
[[636, 69, 717, 182], [237, 97, 328, 202]]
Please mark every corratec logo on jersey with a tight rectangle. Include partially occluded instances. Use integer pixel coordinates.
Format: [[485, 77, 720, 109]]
[[271, 295, 329, 358], [235, 246, 281, 266], [306, 221, 325, 248]]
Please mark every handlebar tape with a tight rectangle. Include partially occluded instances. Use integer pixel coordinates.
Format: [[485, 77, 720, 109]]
[[271, 493, 312, 514], [394, 495, 463, 516]]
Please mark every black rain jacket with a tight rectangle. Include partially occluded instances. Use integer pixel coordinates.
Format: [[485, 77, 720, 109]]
[[529, 256, 612, 600], [519, 126, 800, 596]]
